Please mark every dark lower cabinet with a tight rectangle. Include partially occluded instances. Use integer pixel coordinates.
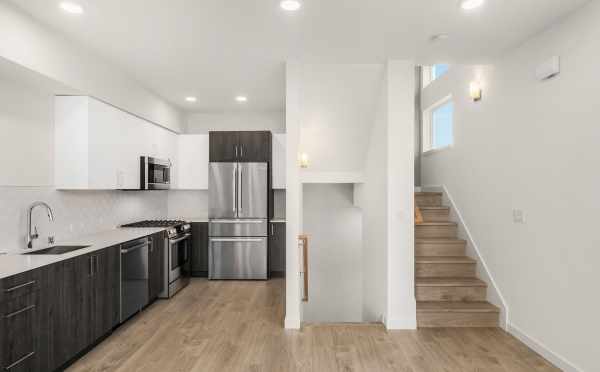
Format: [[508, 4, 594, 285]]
[[269, 222, 286, 277], [91, 246, 120, 342], [0, 292, 41, 371], [149, 231, 166, 301], [191, 222, 209, 277]]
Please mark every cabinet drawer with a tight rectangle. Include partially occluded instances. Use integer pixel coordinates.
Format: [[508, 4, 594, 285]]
[[1, 294, 38, 371], [0, 271, 41, 304]]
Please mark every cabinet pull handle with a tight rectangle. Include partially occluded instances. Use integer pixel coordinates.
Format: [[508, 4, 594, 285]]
[[235, 145, 238, 158], [240, 145, 244, 158], [89, 256, 94, 276], [4, 280, 36, 293], [271, 224, 274, 236], [4, 304, 35, 319], [95, 255, 99, 274], [4, 351, 35, 370]]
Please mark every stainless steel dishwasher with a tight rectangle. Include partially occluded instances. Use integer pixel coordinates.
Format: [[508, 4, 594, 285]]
[[120, 237, 150, 322]]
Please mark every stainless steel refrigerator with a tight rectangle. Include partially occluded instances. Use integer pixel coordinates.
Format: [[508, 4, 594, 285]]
[[208, 162, 268, 280]]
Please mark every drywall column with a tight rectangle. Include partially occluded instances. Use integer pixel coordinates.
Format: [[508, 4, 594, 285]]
[[385, 60, 417, 329], [284, 62, 302, 329]]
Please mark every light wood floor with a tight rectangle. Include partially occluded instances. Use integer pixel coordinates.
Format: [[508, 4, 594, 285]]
[[67, 279, 559, 372]]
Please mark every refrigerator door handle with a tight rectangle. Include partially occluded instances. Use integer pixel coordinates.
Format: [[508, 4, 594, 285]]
[[211, 219, 264, 224], [238, 165, 243, 213], [232, 163, 237, 214]]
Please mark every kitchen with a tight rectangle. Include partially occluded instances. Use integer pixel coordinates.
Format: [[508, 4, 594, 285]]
[[0, 4, 287, 365]]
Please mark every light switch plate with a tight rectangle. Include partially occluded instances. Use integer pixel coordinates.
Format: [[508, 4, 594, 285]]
[[513, 209, 525, 223]]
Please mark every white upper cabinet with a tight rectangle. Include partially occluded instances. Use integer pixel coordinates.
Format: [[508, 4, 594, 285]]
[[272, 133, 286, 189], [176, 135, 209, 190], [55, 96, 177, 190]]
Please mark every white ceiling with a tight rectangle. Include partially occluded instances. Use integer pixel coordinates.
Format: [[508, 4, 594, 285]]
[[8, 0, 588, 112]]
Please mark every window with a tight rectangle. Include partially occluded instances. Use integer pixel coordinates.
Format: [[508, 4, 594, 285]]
[[431, 64, 449, 80], [422, 64, 450, 87], [423, 97, 454, 152]]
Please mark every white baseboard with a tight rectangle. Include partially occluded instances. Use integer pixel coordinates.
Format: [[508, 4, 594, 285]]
[[508, 323, 582, 372], [385, 317, 417, 330], [284, 316, 301, 329]]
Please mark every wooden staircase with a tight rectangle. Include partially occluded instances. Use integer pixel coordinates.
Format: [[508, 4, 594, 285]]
[[415, 192, 499, 327]]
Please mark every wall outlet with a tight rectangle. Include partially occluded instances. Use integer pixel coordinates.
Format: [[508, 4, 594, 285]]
[[512, 209, 525, 223]]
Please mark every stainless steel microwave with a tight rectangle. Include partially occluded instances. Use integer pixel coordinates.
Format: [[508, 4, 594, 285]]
[[140, 156, 171, 190]]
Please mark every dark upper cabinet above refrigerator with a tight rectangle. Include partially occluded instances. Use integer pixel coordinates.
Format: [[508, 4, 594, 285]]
[[209, 131, 272, 163]]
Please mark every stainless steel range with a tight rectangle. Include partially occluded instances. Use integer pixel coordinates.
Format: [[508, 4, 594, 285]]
[[121, 220, 192, 298]]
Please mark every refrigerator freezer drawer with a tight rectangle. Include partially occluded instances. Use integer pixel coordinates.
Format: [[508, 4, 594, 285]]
[[209, 219, 268, 237], [209, 237, 268, 280]]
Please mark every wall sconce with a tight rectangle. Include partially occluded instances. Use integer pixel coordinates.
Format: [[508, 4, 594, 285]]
[[469, 81, 482, 102], [299, 153, 309, 168]]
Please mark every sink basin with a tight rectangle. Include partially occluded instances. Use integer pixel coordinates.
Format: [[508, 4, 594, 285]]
[[24, 245, 90, 255]]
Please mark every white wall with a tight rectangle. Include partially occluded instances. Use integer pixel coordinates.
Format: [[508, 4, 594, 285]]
[[385, 61, 416, 329], [186, 111, 285, 134], [0, 60, 169, 251], [0, 2, 183, 133], [421, 2, 600, 370], [355, 74, 388, 322], [302, 184, 363, 322], [298, 64, 384, 181]]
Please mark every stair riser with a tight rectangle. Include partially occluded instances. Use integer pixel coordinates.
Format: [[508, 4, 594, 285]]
[[415, 194, 442, 207], [420, 209, 450, 222], [416, 263, 476, 278], [416, 242, 465, 256], [417, 312, 499, 328], [416, 286, 487, 302], [416, 225, 457, 239]]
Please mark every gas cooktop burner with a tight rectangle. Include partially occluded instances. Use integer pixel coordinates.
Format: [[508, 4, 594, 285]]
[[121, 220, 186, 228]]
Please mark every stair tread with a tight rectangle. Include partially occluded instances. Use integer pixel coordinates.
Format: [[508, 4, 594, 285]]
[[416, 222, 457, 226], [416, 238, 466, 244], [415, 192, 442, 196], [417, 301, 500, 313], [416, 256, 476, 264], [416, 278, 487, 287], [418, 206, 449, 210]]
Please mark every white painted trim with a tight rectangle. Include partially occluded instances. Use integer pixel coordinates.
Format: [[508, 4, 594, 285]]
[[385, 316, 417, 330], [508, 323, 582, 372], [424, 184, 509, 329], [422, 144, 453, 157], [284, 316, 301, 329], [300, 171, 365, 184]]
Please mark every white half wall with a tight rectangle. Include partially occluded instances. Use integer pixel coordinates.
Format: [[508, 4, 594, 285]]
[[0, 1, 183, 132], [420, 2, 600, 370]]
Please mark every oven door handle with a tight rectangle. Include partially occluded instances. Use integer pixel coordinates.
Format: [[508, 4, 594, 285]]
[[169, 233, 192, 245], [210, 238, 264, 243], [121, 242, 149, 254], [210, 220, 264, 224]]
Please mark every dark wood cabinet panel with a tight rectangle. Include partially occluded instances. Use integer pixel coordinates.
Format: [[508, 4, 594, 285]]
[[149, 232, 166, 301], [209, 131, 239, 162], [209, 131, 272, 163], [91, 246, 120, 342], [269, 223, 286, 276], [191, 222, 209, 277], [0, 293, 40, 372], [238, 131, 272, 162]]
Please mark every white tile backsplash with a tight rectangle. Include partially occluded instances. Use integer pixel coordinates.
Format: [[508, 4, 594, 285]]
[[0, 187, 168, 252], [167, 190, 208, 219]]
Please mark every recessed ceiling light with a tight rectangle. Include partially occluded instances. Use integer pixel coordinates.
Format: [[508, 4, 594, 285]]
[[235, 96, 248, 103], [280, 0, 302, 11], [460, 0, 485, 10], [185, 96, 197, 102], [59, 2, 84, 14]]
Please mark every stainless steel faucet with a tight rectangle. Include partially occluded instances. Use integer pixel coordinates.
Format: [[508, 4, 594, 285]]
[[26, 201, 55, 249]]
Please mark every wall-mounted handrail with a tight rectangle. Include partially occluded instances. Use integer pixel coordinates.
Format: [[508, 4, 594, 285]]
[[298, 235, 309, 302]]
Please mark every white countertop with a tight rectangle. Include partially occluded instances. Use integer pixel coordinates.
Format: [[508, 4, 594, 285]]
[[0, 227, 166, 280]]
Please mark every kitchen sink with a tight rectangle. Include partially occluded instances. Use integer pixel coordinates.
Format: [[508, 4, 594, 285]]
[[24, 245, 90, 255]]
